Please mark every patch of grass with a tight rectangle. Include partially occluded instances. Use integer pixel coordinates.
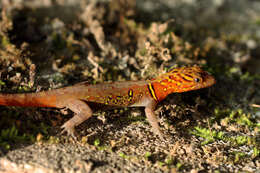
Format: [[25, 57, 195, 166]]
[[211, 107, 229, 122], [36, 122, 50, 136], [190, 126, 225, 145], [190, 124, 259, 165], [0, 125, 35, 150], [0, 108, 52, 150], [233, 135, 252, 145], [191, 126, 257, 146], [240, 72, 260, 82], [213, 108, 259, 129], [235, 112, 253, 127]]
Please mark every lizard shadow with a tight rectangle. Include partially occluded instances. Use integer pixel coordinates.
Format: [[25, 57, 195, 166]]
[[76, 105, 142, 143], [77, 89, 215, 145], [165, 90, 216, 137]]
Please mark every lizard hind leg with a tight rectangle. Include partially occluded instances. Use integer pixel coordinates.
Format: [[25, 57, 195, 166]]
[[61, 99, 93, 137]]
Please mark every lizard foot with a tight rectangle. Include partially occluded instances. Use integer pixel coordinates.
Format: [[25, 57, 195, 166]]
[[61, 123, 78, 139]]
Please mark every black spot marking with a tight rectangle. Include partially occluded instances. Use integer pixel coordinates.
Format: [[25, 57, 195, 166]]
[[184, 74, 194, 79], [147, 83, 158, 101]]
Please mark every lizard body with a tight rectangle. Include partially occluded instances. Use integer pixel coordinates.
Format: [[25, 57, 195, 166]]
[[0, 66, 215, 138]]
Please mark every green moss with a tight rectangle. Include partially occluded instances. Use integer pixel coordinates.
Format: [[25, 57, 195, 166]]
[[176, 162, 183, 170], [191, 125, 257, 147], [51, 32, 67, 50], [0, 108, 52, 150], [119, 152, 129, 159], [38, 122, 50, 136], [1, 36, 11, 47], [164, 157, 173, 165], [123, 18, 137, 29], [157, 156, 184, 170], [255, 18, 260, 26], [213, 108, 258, 129], [233, 151, 246, 163], [18, 85, 33, 92], [232, 135, 254, 146], [94, 138, 100, 146], [72, 54, 80, 61], [137, 48, 147, 56], [158, 161, 164, 167], [0, 80, 6, 86], [252, 147, 260, 158], [0, 125, 36, 150], [127, 114, 146, 123], [144, 152, 152, 160], [236, 113, 253, 127], [190, 126, 225, 145], [231, 109, 258, 129], [92, 138, 109, 151], [47, 136, 60, 144], [51, 73, 66, 83]]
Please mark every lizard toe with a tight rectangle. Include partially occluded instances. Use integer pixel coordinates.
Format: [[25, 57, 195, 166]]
[[61, 123, 78, 139]]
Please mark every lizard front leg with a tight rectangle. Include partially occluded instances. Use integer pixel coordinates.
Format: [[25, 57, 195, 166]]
[[61, 99, 93, 137], [144, 101, 164, 139]]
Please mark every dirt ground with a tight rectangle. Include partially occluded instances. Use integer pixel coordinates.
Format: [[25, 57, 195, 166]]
[[0, 0, 259, 172]]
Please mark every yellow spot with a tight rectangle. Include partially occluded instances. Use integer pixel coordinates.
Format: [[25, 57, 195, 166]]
[[160, 82, 167, 86], [128, 89, 133, 97], [164, 88, 167, 91]]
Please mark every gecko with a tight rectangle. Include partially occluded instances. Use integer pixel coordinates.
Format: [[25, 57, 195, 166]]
[[0, 66, 215, 138]]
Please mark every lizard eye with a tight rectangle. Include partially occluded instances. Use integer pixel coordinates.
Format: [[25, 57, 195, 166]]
[[194, 78, 200, 83]]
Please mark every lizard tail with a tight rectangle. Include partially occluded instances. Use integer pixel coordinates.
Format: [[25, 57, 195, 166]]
[[0, 92, 58, 108]]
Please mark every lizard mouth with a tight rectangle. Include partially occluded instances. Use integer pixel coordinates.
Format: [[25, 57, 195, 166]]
[[202, 72, 216, 88], [189, 71, 216, 91]]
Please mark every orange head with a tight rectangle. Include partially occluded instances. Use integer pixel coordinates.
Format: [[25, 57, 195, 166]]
[[150, 66, 216, 101]]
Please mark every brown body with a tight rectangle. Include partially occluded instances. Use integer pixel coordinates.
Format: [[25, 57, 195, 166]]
[[0, 66, 215, 138]]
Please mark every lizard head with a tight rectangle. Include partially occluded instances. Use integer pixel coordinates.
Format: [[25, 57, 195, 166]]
[[166, 66, 216, 92], [150, 66, 215, 101]]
